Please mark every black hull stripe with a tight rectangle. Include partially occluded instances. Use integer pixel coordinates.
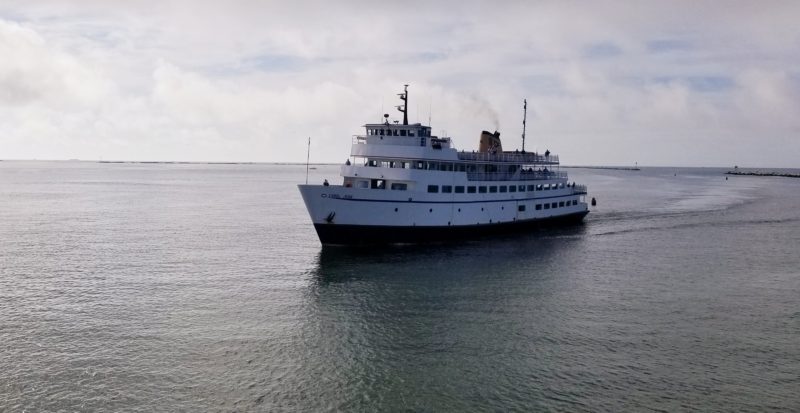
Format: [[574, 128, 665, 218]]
[[324, 193, 585, 204], [313, 211, 589, 245]]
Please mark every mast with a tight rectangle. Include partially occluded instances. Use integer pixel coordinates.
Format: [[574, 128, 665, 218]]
[[521, 99, 527, 152], [397, 84, 409, 125], [305, 137, 310, 184]]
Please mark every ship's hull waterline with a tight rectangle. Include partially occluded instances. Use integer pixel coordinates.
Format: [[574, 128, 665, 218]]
[[312, 211, 588, 245]]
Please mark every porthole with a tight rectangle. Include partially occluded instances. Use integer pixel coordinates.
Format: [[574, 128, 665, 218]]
[[394, 208, 398, 212], [429, 208, 433, 213]]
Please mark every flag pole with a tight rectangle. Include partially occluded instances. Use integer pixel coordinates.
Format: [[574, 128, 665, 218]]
[[305, 137, 310, 184]]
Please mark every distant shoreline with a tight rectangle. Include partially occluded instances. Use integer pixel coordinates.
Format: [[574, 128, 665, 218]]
[[95, 161, 339, 165], [0, 160, 795, 170], [725, 171, 800, 178], [562, 166, 640, 171]]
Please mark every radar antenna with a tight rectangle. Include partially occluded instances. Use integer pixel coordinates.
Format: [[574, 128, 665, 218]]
[[396, 84, 409, 125], [521, 99, 527, 152]]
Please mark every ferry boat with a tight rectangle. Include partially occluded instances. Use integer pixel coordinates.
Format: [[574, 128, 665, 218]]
[[298, 86, 589, 245]]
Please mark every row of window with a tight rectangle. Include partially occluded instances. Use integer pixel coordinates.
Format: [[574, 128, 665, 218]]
[[427, 183, 565, 193], [366, 159, 468, 171], [535, 200, 578, 210], [518, 200, 578, 211], [366, 128, 431, 137], [365, 160, 534, 174]]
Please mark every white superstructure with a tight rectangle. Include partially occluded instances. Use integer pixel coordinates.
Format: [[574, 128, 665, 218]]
[[298, 86, 588, 245]]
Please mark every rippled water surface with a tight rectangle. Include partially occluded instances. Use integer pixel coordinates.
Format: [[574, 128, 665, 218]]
[[1, 161, 799, 411]]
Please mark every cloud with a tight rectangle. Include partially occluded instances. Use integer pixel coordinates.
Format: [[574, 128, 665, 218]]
[[0, 1, 799, 166], [0, 19, 112, 107]]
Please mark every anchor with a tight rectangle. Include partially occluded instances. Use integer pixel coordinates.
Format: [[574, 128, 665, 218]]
[[324, 211, 336, 223]]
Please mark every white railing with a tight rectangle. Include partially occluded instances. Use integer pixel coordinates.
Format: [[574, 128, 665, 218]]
[[353, 135, 452, 148], [467, 170, 568, 181], [457, 151, 559, 164], [519, 170, 568, 180]]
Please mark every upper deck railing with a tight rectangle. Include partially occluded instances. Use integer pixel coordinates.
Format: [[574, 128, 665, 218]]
[[457, 151, 559, 165], [572, 184, 588, 195], [353, 135, 452, 147], [467, 170, 568, 181]]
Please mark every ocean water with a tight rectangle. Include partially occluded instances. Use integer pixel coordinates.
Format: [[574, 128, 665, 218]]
[[1, 161, 798, 412]]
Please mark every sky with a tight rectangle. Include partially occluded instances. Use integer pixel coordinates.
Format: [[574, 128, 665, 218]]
[[1, 1, 798, 167]]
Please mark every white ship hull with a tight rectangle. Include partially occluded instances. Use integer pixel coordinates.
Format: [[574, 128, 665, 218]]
[[299, 183, 588, 245]]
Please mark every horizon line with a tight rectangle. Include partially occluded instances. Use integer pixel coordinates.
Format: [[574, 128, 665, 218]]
[[0, 158, 796, 170]]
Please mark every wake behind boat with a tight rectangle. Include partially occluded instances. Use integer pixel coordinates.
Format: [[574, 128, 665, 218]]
[[298, 86, 589, 245]]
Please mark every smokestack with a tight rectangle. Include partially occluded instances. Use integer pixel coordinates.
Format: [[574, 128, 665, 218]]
[[478, 130, 502, 153]]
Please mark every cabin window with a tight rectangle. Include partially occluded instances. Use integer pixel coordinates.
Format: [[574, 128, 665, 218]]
[[400, 130, 407, 136], [455, 186, 465, 193], [467, 186, 477, 193], [536, 184, 542, 191], [489, 186, 497, 193], [544, 204, 550, 210], [391, 183, 407, 191], [409, 130, 415, 137], [439, 163, 448, 171], [427, 185, 439, 193], [551, 202, 557, 208], [535, 204, 542, 210], [519, 185, 526, 192], [509, 186, 516, 193], [442, 185, 453, 193], [420, 138, 426, 147], [357, 180, 369, 189], [560, 183, 565, 189], [544, 184, 550, 190], [457, 164, 466, 172], [573, 199, 578, 205], [478, 186, 487, 193], [371, 179, 386, 189], [499, 186, 507, 193], [518, 205, 526, 212], [559, 201, 565, 207]]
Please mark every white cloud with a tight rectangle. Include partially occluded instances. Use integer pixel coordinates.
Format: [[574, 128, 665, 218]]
[[0, 19, 112, 107], [0, 1, 799, 166]]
